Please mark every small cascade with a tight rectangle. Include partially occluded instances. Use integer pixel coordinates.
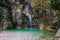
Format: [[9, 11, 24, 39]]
[[25, 3, 33, 29]]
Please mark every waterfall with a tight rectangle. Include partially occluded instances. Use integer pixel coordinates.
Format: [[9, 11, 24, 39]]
[[25, 4, 33, 29], [11, 4, 17, 26]]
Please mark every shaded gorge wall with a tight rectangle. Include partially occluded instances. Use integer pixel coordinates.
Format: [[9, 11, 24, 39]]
[[0, 0, 60, 31]]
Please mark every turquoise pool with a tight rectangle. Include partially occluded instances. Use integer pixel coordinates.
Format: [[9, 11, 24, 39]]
[[5, 29, 56, 36], [0, 29, 56, 40]]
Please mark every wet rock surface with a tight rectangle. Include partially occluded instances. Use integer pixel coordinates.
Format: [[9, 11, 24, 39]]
[[55, 29, 60, 40]]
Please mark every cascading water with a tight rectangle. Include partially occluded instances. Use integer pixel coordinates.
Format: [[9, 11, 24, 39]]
[[11, 2, 22, 29], [25, 4, 33, 29], [10, 0, 16, 24], [11, 5, 16, 23], [11, 0, 33, 29]]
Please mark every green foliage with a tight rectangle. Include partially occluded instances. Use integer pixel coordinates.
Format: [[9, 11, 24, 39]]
[[51, 0, 60, 10]]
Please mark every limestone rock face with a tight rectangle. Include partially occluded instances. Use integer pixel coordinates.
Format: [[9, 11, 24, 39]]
[[55, 29, 60, 37], [0, 6, 12, 30], [55, 29, 60, 40]]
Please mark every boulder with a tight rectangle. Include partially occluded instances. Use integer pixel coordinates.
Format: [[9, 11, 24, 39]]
[[55, 29, 60, 40]]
